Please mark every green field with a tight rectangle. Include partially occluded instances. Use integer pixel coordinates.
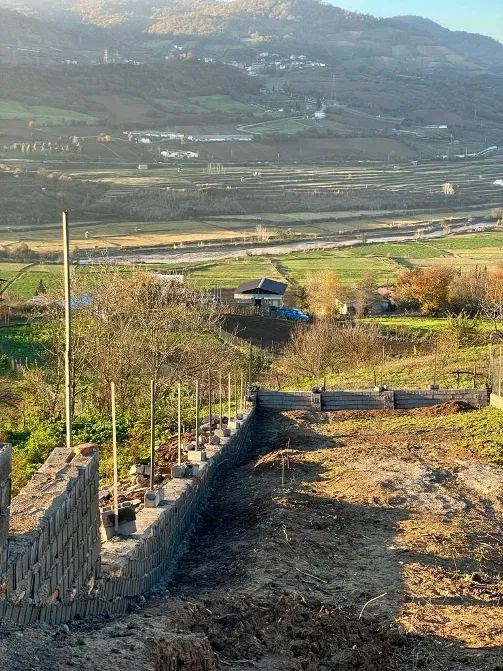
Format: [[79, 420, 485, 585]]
[[4, 229, 503, 300], [159, 94, 260, 116], [0, 101, 99, 124]]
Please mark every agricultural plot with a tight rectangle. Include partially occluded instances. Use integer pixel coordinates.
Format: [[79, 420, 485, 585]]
[[0, 101, 98, 124], [179, 257, 283, 288], [275, 251, 397, 286]]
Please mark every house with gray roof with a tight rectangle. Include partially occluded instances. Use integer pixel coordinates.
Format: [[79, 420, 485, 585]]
[[234, 278, 287, 308]]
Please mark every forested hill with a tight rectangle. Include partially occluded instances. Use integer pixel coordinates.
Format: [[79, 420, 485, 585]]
[[0, 60, 261, 109], [389, 15, 503, 67], [0, 0, 502, 71]]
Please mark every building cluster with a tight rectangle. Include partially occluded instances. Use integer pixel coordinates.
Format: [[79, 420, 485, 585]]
[[226, 52, 326, 76]]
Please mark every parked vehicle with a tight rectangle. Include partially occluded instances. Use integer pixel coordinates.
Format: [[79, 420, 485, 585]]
[[274, 307, 310, 322]]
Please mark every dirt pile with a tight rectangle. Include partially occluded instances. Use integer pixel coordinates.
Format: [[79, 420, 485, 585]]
[[169, 595, 407, 671], [410, 400, 475, 417], [324, 400, 476, 423], [150, 633, 219, 671]]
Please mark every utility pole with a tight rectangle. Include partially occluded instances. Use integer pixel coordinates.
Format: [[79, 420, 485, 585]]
[[62, 210, 72, 452]]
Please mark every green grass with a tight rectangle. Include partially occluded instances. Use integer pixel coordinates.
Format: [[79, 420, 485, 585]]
[[276, 251, 395, 285], [0, 324, 46, 363], [4, 265, 62, 299], [0, 101, 98, 124], [181, 257, 283, 287]]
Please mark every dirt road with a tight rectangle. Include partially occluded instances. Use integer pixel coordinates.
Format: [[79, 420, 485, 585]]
[[2, 406, 503, 670]]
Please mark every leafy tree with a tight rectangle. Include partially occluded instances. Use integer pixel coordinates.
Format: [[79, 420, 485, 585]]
[[396, 267, 455, 315], [306, 270, 342, 319]]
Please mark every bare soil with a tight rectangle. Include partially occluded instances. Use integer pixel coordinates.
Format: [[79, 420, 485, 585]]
[[2, 405, 503, 670], [221, 314, 296, 348]]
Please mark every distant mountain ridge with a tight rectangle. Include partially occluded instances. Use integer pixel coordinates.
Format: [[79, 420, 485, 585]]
[[388, 15, 503, 67], [0, 0, 502, 71]]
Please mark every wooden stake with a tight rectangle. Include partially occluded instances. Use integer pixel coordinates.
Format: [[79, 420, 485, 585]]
[[62, 210, 72, 451], [149, 379, 155, 490], [177, 382, 182, 466], [111, 381, 119, 533], [195, 379, 199, 446], [208, 370, 212, 441], [219, 371, 223, 428], [228, 372, 232, 422]]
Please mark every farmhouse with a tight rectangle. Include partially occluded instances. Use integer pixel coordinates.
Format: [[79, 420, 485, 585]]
[[234, 277, 287, 308]]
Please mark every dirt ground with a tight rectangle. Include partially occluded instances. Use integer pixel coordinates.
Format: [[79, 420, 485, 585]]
[[2, 405, 503, 670]]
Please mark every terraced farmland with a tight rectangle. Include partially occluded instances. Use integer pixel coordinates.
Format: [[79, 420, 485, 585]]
[[72, 157, 503, 204]]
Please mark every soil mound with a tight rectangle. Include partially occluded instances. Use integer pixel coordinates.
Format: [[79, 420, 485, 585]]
[[150, 633, 219, 671], [410, 400, 475, 417], [172, 595, 407, 670]]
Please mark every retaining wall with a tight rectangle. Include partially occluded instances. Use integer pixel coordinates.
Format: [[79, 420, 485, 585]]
[[258, 388, 488, 411], [394, 389, 487, 409], [0, 411, 254, 625]]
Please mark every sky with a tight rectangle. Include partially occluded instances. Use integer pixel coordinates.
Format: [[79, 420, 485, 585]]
[[330, 0, 503, 42]]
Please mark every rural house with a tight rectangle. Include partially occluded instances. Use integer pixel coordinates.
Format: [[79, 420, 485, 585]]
[[234, 278, 287, 308]]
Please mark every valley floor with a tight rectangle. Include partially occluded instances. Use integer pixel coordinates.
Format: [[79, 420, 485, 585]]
[[2, 406, 503, 670]]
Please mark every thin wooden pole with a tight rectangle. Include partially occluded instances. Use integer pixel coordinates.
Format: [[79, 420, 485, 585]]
[[177, 382, 182, 466], [433, 340, 438, 387], [208, 370, 213, 441], [111, 381, 119, 533], [234, 372, 238, 417], [240, 370, 244, 413], [499, 346, 502, 396], [219, 371, 223, 428], [62, 210, 72, 451], [149, 379, 155, 490], [195, 379, 199, 447], [228, 372, 232, 421], [248, 339, 253, 388]]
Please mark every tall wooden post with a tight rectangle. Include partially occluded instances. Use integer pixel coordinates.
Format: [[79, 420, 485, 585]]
[[234, 373, 238, 417], [177, 382, 182, 466], [149, 379, 155, 490], [219, 371, 223, 428], [248, 339, 253, 389], [240, 370, 244, 413], [228, 372, 232, 421], [195, 379, 199, 447], [111, 381, 119, 533], [208, 370, 213, 441], [499, 346, 502, 396], [62, 210, 72, 451]]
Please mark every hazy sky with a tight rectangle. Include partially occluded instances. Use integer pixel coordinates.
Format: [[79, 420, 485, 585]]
[[331, 0, 503, 42]]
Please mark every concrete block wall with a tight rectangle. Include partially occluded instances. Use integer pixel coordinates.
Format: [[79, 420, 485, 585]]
[[0, 409, 255, 625], [0, 446, 100, 625], [258, 388, 488, 411], [0, 444, 12, 576], [394, 389, 487, 409], [96, 408, 255, 612], [322, 391, 395, 411], [257, 391, 312, 410]]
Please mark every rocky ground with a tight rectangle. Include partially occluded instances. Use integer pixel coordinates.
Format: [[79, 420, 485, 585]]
[[2, 405, 503, 670]]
